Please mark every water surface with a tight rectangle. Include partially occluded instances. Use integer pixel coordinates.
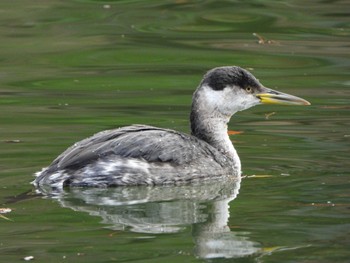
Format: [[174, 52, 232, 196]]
[[0, 0, 349, 262]]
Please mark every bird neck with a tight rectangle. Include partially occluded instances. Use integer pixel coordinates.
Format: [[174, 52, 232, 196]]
[[190, 107, 240, 169], [190, 86, 241, 170]]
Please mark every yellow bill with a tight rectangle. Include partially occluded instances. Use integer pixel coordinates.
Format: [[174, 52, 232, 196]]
[[256, 87, 310, 106]]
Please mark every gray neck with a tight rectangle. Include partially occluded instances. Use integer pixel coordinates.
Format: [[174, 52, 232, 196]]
[[190, 112, 231, 154], [190, 90, 239, 167]]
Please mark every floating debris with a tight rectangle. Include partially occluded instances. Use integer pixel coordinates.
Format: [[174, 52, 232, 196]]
[[246, 174, 274, 178], [0, 208, 12, 214], [228, 130, 243, 135], [253, 33, 279, 45], [265, 112, 276, 120], [0, 208, 12, 221], [23, 256, 34, 261], [310, 202, 336, 207], [3, 139, 21, 143], [320, 105, 350, 109]]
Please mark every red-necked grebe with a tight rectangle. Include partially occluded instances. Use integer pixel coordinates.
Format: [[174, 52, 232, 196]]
[[34, 66, 310, 189]]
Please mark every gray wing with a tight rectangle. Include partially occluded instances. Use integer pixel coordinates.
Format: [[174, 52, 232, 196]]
[[44, 125, 226, 173]]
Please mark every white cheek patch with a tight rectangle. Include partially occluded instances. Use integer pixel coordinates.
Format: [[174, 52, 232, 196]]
[[201, 85, 225, 107], [230, 89, 259, 112], [201, 85, 259, 115]]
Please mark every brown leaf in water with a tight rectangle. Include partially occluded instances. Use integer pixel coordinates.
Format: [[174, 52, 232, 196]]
[[253, 33, 279, 45], [228, 130, 243, 135]]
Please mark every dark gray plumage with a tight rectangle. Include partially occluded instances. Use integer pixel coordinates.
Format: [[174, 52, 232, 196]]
[[200, 66, 261, 91], [35, 125, 235, 187], [34, 66, 310, 190]]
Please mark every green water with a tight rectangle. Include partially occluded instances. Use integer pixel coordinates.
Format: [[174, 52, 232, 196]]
[[1, 0, 349, 262]]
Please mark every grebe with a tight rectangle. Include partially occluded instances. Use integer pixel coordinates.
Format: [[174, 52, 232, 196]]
[[34, 66, 310, 189]]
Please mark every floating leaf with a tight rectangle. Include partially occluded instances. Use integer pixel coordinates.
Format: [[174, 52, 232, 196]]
[[253, 33, 279, 45], [228, 130, 243, 135]]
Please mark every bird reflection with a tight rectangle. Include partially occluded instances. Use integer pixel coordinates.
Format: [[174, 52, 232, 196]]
[[42, 177, 261, 259]]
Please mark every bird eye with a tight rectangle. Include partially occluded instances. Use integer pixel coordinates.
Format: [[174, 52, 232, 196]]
[[245, 86, 253, 93]]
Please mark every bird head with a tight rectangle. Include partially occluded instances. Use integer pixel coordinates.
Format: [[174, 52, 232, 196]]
[[196, 66, 310, 117]]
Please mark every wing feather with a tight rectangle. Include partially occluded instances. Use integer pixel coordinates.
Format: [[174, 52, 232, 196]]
[[44, 125, 225, 174]]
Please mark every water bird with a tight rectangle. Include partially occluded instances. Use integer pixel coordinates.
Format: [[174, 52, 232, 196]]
[[34, 66, 310, 189]]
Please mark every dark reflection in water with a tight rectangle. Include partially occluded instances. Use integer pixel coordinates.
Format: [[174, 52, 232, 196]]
[[42, 177, 261, 259]]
